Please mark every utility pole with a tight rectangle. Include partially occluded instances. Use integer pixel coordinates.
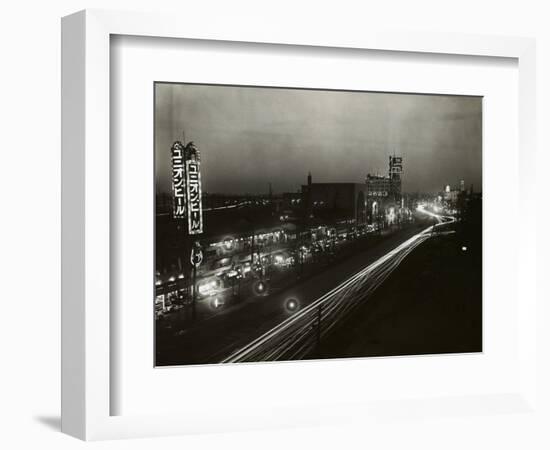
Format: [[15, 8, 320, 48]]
[[190, 241, 203, 321], [191, 256, 197, 320], [250, 227, 255, 266]]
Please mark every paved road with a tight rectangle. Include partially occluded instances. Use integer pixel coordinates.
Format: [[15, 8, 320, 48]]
[[156, 217, 432, 366], [222, 209, 456, 362]]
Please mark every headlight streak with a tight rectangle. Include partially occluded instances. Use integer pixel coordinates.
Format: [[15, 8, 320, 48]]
[[221, 211, 455, 363]]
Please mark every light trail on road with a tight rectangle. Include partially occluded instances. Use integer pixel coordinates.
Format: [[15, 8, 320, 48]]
[[222, 210, 455, 363]]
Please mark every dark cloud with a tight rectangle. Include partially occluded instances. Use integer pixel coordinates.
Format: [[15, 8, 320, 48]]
[[155, 84, 481, 195]]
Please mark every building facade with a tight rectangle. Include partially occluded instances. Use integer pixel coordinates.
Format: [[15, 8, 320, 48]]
[[365, 155, 404, 226]]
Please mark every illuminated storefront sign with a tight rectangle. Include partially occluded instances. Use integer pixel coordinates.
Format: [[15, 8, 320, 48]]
[[171, 142, 186, 219], [185, 160, 203, 235]]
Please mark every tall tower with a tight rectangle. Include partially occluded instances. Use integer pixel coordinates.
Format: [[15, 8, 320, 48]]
[[388, 155, 403, 201], [305, 172, 313, 218]]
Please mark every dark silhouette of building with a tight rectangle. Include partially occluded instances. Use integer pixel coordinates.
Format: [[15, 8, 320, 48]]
[[301, 173, 367, 225]]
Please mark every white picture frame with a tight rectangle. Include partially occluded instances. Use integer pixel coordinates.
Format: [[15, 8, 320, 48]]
[[61, 9, 537, 441]]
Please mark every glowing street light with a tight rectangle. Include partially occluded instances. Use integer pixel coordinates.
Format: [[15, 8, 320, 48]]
[[285, 298, 299, 313], [253, 280, 268, 296]]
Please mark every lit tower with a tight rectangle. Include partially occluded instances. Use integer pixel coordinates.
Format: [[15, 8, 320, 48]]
[[388, 155, 403, 201]]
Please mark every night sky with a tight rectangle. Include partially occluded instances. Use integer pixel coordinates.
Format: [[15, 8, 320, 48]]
[[155, 83, 482, 195]]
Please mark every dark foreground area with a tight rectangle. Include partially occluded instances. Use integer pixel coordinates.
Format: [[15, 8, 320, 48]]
[[314, 230, 482, 359]]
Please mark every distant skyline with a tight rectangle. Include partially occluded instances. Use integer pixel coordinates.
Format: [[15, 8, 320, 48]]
[[155, 83, 482, 195]]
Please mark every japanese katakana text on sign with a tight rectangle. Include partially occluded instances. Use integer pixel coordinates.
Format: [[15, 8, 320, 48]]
[[185, 160, 203, 235], [171, 142, 186, 219]]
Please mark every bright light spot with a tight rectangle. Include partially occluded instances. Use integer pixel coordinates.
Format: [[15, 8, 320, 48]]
[[198, 284, 209, 294], [198, 279, 220, 296], [211, 297, 224, 309], [253, 280, 268, 296], [285, 298, 299, 313], [168, 276, 175, 282], [462, 246, 467, 251], [155, 280, 162, 286]]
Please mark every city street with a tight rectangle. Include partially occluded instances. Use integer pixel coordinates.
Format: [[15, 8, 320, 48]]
[[154, 84, 483, 366], [156, 214, 433, 365]]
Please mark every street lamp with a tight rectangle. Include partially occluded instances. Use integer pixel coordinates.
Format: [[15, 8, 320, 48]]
[[285, 298, 299, 313], [253, 279, 268, 296]]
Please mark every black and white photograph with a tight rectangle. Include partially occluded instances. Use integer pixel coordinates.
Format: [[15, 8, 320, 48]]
[[154, 82, 482, 366]]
